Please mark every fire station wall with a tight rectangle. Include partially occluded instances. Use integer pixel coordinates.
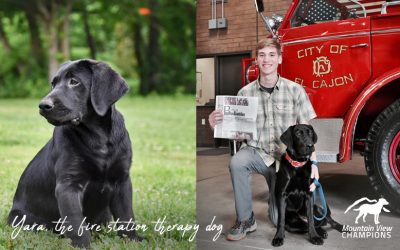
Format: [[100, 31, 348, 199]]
[[196, 0, 292, 56], [196, 0, 292, 147]]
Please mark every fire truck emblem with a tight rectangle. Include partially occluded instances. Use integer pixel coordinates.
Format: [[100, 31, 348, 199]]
[[313, 56, 331, 77]]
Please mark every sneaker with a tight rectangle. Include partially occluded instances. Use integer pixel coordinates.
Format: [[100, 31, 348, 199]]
[[226, 213, 257, 241]]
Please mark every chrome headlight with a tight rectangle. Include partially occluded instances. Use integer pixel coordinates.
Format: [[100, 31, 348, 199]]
[[269, 14, 283, 32]]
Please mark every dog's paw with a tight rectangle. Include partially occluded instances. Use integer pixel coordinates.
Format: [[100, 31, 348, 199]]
[[120, 232, 144, 242], [336, 224, 344, 233], [272, 237, 284, 247], [316, 228, 328, 239], [130, 234, 144, 242], [71, 236, 91, 248], [310, 236, 324, 245]]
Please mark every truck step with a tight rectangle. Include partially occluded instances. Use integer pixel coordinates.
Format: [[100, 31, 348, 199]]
[[309, 119, 343, 163], [316, 151, 339, 163]]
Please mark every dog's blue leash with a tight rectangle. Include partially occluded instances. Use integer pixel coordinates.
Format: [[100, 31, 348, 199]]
[[312, 179, 328, 221]]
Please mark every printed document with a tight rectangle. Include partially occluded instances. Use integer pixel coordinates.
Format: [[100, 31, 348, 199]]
[[214, 95, 258, 140]]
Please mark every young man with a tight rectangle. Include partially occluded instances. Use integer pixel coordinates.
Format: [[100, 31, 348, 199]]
[[208, 38, 319, 241]]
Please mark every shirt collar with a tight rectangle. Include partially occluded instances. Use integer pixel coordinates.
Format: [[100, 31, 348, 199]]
[[257, 75, 281, 91]]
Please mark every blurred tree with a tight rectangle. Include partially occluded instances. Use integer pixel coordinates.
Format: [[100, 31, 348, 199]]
[[21, 2, 45, 67], [61, 0, 72, 60], [0, 17, 12, 53], [35, 0, 73, 80], [130, 0, 195, 95], [80, 0, 96, 59], [0, 0, 195, 97], [134, 0, 162, 95]]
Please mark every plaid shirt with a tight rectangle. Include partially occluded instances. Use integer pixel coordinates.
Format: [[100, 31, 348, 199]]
[[238, 76, 316, 166]]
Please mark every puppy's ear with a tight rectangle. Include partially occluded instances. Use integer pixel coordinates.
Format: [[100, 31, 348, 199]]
[[308, 125, 318, 144], [83, 59, 128, 116], [280, 125, 294, 149]]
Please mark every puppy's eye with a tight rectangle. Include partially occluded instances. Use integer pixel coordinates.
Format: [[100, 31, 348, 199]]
[[51, 80, 56, 89], [69, 79, 80, 86]]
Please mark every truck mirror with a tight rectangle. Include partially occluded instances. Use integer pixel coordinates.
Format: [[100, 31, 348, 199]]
[[255, 0, 264, 13]]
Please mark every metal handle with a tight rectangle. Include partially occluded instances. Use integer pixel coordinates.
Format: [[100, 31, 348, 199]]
[[351, 43, 369, 48], [382, 1, 400, 14]]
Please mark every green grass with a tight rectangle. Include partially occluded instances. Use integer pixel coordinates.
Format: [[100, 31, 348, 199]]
[[0, 95, 196, 249]]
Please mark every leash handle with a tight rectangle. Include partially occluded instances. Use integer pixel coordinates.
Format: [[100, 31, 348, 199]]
[[312, 179, 328, 221]]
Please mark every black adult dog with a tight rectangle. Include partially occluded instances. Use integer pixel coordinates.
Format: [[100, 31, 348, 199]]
[[8, 59, 142, 247], [272, 124, 342, 247]]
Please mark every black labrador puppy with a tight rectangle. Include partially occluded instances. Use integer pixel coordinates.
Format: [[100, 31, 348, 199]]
[[272, 124, 342, 247], [8, 59, 142, 247]]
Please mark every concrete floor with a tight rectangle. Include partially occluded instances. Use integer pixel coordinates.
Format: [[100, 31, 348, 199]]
[[197, 148, 400, 250]]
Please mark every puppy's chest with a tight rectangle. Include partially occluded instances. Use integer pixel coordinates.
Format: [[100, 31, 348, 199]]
[[286, 170, 310, 193], [81, 141, 127, 176]]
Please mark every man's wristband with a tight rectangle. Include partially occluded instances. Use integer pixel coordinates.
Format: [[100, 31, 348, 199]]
[[311, 160, 318, 167]]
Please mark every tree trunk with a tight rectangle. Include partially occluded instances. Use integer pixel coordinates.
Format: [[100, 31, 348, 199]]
[[133, 22, 148, 95], [24, 8, 45, 66], [0, 18, 12, 53], [135, 1, 161, 95], [48, 22, 58, 80], [62, 0, 72, 61], [82, 3, 96, 59], [147, 0, 161, 92], [37, 0, 59, 81]]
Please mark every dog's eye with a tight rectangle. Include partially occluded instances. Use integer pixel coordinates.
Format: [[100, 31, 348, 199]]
[[69, 79, 80, 87], [51, 80, 56, 89]]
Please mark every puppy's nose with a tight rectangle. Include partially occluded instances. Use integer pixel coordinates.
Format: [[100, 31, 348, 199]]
[[39, 99, 54, 111]]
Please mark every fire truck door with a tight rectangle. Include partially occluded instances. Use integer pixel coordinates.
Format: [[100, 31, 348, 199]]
[[279, 13, 371, 117]]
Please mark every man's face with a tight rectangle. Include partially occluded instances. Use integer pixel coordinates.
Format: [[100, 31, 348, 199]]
[[256, 46, 282, 76]]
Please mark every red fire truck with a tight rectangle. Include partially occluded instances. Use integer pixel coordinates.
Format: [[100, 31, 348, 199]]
[[244, 0, 400, 212]]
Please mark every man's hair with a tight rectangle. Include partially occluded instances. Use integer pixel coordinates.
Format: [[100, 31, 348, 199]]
[[256, 38, 281, 55]]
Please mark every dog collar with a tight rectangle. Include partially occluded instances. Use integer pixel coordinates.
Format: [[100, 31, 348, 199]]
[[285, 153, 307, 168]]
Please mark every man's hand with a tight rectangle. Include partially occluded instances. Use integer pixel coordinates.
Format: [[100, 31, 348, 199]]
[[232, 132, 249, 142], [309, 163, 319, 192], [208, 110, 223, 130]]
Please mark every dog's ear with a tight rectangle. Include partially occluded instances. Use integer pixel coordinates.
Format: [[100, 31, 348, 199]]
[[307, 124, 318, 144], [280, 125, 294, 150], [82, 59, 129, 116]]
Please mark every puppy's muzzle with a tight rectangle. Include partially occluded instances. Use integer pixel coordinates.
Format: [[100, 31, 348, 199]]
[[39, 98, 55, 113]]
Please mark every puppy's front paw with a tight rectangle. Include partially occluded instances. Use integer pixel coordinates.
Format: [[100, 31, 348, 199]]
[[310, 236, 324, 245], [120, 231, 144, 242], [71, 235, 91, 248], [316, 227, 328, 239], [272, 237, 284, 247], [335, 224, 344, 233], [130, 234, 144, 242]]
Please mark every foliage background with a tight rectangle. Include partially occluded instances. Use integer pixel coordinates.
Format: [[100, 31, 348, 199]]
[[0, 0, 195, 97]]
